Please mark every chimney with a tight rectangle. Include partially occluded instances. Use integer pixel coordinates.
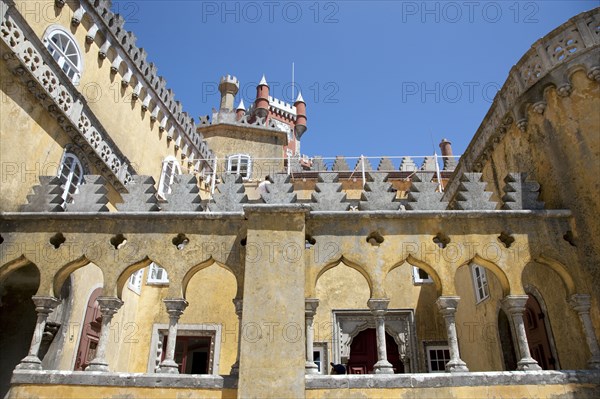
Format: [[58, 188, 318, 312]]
[[439, 138, 453, 157], [218, 75, 239, 111], [254, 75, 269, 119], [294, 92, 307, 139]]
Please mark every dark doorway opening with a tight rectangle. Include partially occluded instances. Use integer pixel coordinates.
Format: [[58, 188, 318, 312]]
[[498, 308, 517, 370], [161, 335, 212, 374], [347, 328, 404, 374], [524, 294, 556, 370]]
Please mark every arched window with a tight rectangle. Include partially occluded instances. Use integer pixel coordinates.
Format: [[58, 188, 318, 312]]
[[43, 26, 82, 84], [158, 156, 181, 198], [227, 154, 251, 179], [58, 151, 85, 206]]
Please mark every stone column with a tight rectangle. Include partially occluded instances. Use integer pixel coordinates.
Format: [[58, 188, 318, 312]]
[[157, 298, 189, 374], [230, 298, 243, 375], [569, 294, 600, 369], [435, 296, 469, 372], [238, 205, 308, 398], [305, 298, 320, 374], [16, 296, 60, 370], [368, 298, 395, 374], [501, 295, 541, 371], [86, 297, 124, 372]]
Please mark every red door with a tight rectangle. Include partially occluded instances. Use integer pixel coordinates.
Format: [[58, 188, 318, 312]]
[[75, 288, 102, 371], [347, 328, 403, 374], [523, 294, 556, 370]]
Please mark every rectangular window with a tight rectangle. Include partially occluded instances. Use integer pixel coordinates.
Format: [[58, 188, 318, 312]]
[[313, 343, 328, 374], [128, 269, 144, 295], [413, 266, 433, 284], [147, 262, 169, 284], [426, 345, 450, 372], [227, 154, 251, 179], [471, 264, 490, 303]]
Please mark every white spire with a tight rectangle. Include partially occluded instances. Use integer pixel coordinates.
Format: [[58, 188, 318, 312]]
[[295, 91, 305, 103], [236, 99, 245, 110], [259, 74, 268, 86]]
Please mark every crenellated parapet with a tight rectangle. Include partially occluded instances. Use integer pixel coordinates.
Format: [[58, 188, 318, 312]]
[[444, 8, 600, 201], [74, 0, 214, 168]]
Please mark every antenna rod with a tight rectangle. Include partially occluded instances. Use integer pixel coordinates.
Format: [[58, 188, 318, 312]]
[[292, 62, 295, 101]]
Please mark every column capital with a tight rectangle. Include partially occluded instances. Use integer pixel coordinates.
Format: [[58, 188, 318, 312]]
[[569, 293, 591, 313], [436, 296, 460, 314], [368, 298, 390, 316], [501, 295, 529, 314], [96, 296, 124, 316], [31, 296, 61, 314], [305, 298, 319, 317], [163, 298, 188, 317]]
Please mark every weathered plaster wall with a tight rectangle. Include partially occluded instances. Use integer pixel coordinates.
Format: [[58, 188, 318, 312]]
[[454, 265, 505, 371]]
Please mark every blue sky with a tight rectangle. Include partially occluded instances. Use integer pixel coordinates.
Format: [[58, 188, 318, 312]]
[[114, 1, 598, 161]]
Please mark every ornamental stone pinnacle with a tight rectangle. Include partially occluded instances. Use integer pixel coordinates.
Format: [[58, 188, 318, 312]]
[[162, 174, 203, 212], [22, 176, 65, 212], [116, 175, 160, 212], [66, 175, 109, 212], [311, 173, 349, 211], [359, 173, 400, 211], [208, 174, 248, 212]]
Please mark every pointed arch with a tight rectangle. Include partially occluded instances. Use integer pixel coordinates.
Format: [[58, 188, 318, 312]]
[[314, 256, 373, 297], [531, 256, 576, 297], [182, 257, 238, 299], [388, 255, 443, 296], [465, 254, 511, 297], [0, 255, 39, 284], [115, 257, 154, 299], [53, 255, 95, 297]]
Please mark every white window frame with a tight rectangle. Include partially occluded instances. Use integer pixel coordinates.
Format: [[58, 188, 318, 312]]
[[227, 154, 251, 179], [157, 156, 181, 199], [471, 264, 490, 304], [412, 266, 433, 284], [313, 342, 328, 375], [147, 262, 169, 285], [128, 269, 144, 295], [426, 344, 450, 373], [57, 151, 85, 207], [43, 25, 83, 85]]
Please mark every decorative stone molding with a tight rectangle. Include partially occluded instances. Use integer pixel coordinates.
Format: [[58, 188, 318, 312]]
[[443, 8, 600, 200], [0, 5, 136, 191]]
